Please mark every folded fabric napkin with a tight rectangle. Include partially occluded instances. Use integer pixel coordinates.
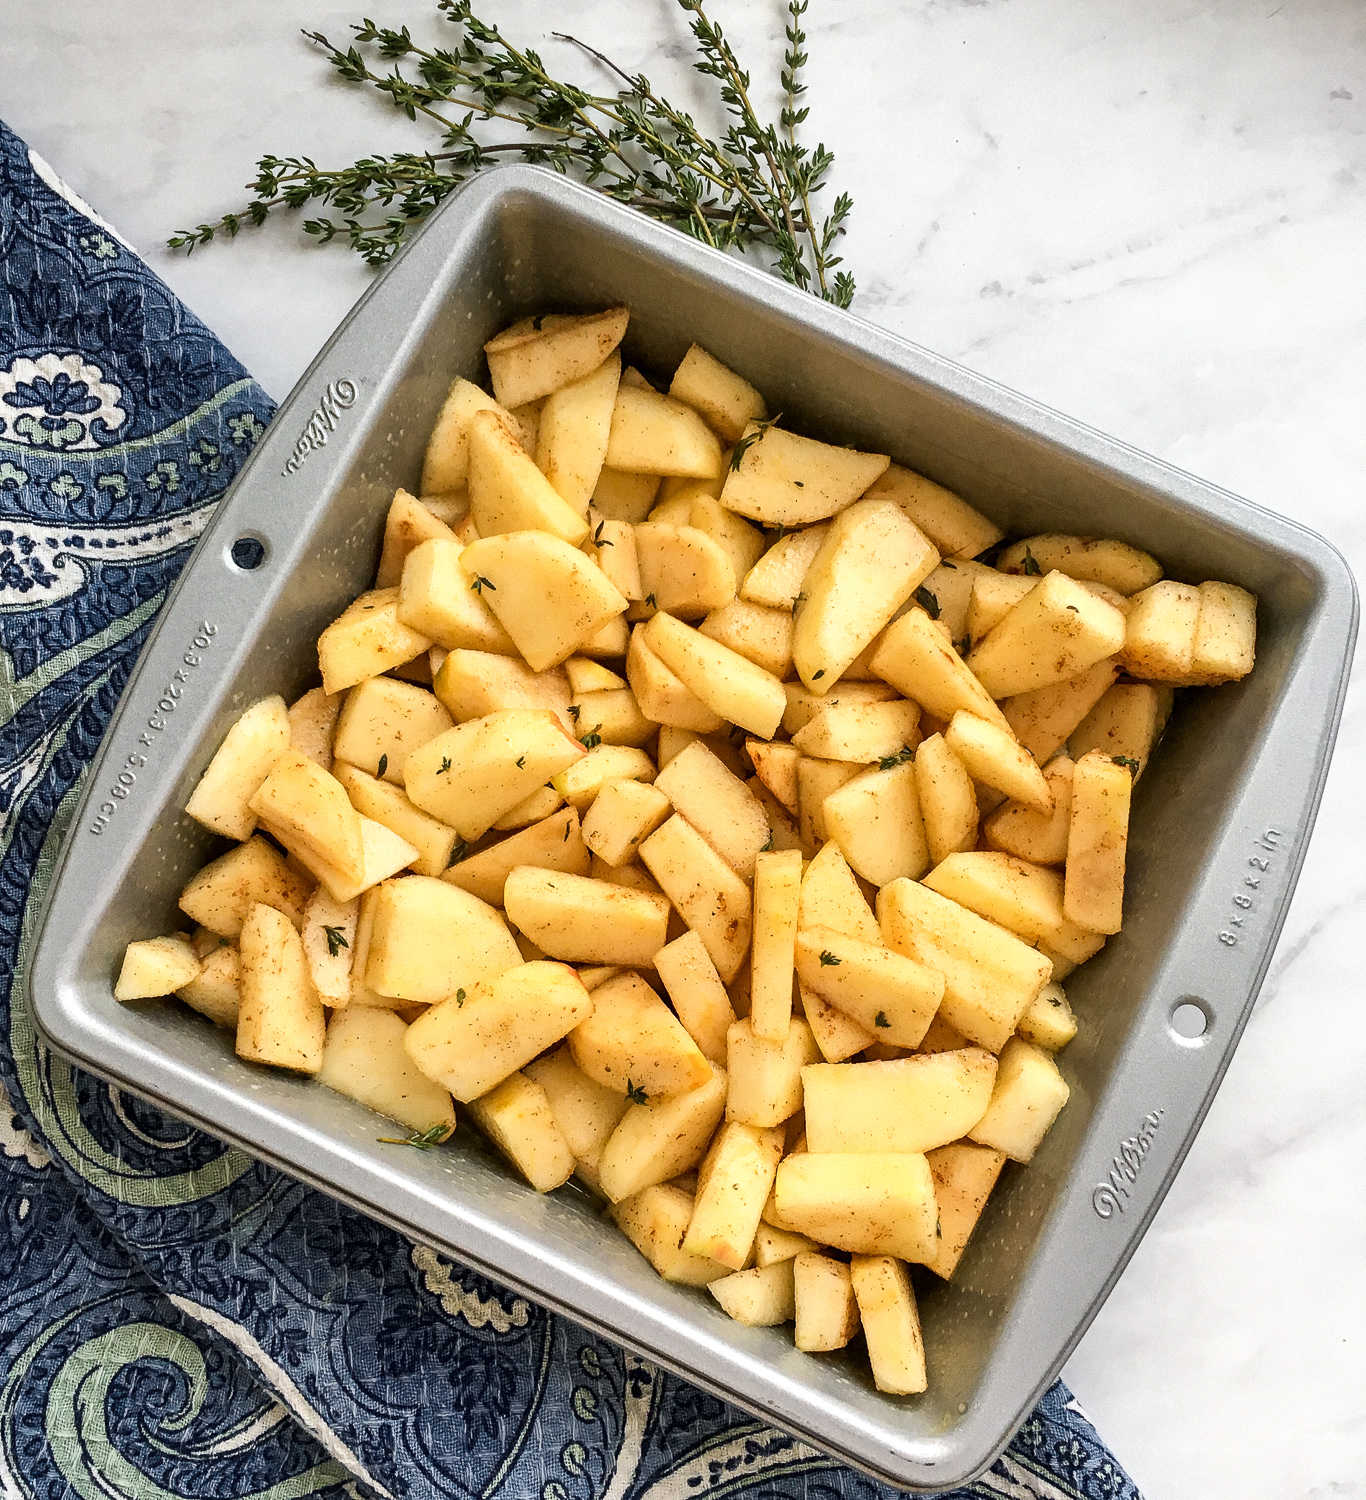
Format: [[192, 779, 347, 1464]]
[[0, 117, 1141, 1500]]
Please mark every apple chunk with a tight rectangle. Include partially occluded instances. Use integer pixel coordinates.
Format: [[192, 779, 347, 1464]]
[[405, 960, 593, 1102], [362, 875, 521, 1003], [793, 497, 938, 691], [249, 750, 365, 888], [569, 971, 712, 1098], [236, 903, 325, 1074], [461, 531, 627, 672], [467, 409, 590, 545], [802, 1049, 998, 1155], [484, 306, 628, 409], [403, 708, 584, 841], [115, 935, 201, 1001], [535, 350, 621, 512], [605, 385, 723, 478], [642, 612, 785, 740], [720, 423, 889, 526], [319, 1007, 456, 1135], [184, 695, 290, 841]]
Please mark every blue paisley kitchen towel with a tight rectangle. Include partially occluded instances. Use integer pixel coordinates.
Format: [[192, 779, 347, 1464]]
[[0, 116, 1142, 1500]]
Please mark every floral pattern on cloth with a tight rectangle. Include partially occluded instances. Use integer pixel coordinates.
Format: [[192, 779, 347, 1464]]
[[0, 115, 1142, 1500]]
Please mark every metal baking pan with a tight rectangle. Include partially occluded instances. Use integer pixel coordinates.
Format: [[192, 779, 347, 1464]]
[[27, 166, 1356, 1490]]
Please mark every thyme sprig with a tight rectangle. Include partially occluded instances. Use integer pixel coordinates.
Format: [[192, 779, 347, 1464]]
[[168, 0, 854, 303]]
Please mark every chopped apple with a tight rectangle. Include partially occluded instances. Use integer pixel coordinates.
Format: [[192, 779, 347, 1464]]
[[774, 1153, 938, 1263], [605, 385, 723, 478], [569, 971, 712, 1097], [969, 1036, 1070, 1162], [653, 930, 737, 1065], [944, 711, 1052, 814], [466, 409, 590, 545], [749, 849, 802, 1041], [802, 1049, 997, 1155], [319, 1006, 456, 1134], [460, 531, 627, 672], [719, 423, 889, 526], [626, 627, 725, 733], [611, 1183, 731, 1285], [793, 497, 938, 690], [432, 648, 573, 730], [236, 903, 325, 1073], [746, 739, 800, 814], [638, 814, 752, 981], [299, 887, 357, 1007], [863, 463, 1003, 559], [791, 698, 921, 764], [822, 758, 930, 887], [333, 677, 453, 783], [375, 487, 459, 588], [178, 835, 312, 939], [668, 343, 766, 442], [249, 750, 365, 889], [850, 1255, 927, 1394], [633, 523, 737, 618], [913, 732, 979, 866], [878, 877, 1050, 1052], [115, 935, 201, 1001], [404, 960, 592, 1101], [794, 926, 942, 1048], [184, 695, 290, 840], [403, 708, 584, 840], [503, 866, 670, 966], [535, 350, 621, 511], [318, 588, 431, 695], [798, 840, 880, 943], [597, 1063, 728, 1202], [870, 607, 1009, 730], [698, 598, 793, 678], [967, 570, 1127, 698], [469, 1072, 576, 1192], [287, 687, 342, 768], [396, 538, 518, 654], [653, 739, 770, 880], [997, 533, 1162, 595], [484, 306, 629, 408]]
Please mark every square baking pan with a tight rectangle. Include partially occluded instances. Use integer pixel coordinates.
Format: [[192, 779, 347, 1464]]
[[27, 166, 1356, 1490]]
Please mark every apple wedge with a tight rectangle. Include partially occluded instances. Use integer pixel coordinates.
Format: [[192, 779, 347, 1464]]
[[249, 749, 365, 889], [642, 611, 785, 740], [793, 497, 938, 691], [460, 531, 627, 672], [605, 385, 723, 478], [184, 694, 290, 841], [484, 306, 629, 408], [535, 350, 621, 512], [467, 409, 590, 545], [720, 423, 889, 526], [403, 707, 584, 840]]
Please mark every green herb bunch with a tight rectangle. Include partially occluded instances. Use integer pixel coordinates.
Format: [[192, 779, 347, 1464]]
[[169, 0, 855, 305]]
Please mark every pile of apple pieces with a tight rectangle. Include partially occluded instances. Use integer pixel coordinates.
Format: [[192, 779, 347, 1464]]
[[117, 305, 1256, 1397]]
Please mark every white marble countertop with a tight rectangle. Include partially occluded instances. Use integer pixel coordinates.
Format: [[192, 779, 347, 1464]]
[[6, 3, 1364, 1495]]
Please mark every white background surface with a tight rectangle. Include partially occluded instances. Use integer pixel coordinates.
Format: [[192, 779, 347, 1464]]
[[5, 3, 1364, 1495]]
